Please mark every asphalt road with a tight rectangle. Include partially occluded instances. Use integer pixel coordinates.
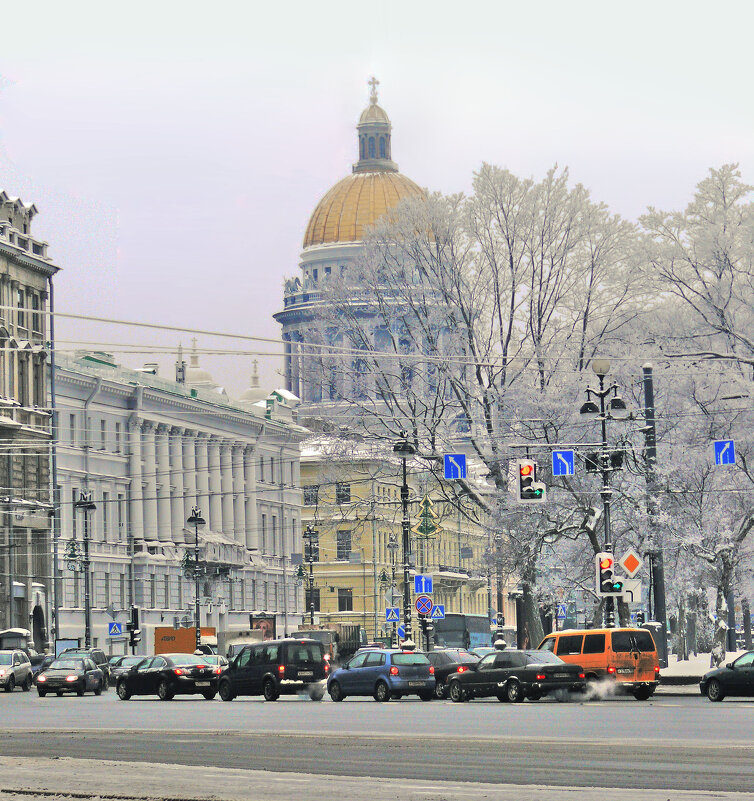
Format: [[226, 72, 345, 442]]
[[3, 690, 754, 793]]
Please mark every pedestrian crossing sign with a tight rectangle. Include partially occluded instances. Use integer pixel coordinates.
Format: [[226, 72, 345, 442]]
[[385, 607, 400, 622]]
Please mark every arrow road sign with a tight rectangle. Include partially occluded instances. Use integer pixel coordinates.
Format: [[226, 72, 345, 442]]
[[107, 622, 122, 637], [556, 603, 567, 621], [397, 625, 406, 639], [414, 574, 433, 594], [444, 453, 467, 480], [415, 595, 433, 615], [552, 450, 575, 477], [385, 607, 400, 622], [714, 440, 736, 466], [430, 604, 445, 619]]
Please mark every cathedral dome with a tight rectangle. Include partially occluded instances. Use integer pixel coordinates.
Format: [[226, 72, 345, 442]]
[[302, 77, 423, 249]]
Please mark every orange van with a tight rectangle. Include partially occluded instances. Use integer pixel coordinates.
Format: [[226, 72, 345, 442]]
[[538, 627, 660, 700]]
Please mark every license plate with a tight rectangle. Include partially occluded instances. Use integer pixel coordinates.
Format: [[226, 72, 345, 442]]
[[554, 673, 570, 678], [617, 668, 633, 675], [409, 681, 424, 687], [298, 671, 313, 678], [196, 681, 211, 687]]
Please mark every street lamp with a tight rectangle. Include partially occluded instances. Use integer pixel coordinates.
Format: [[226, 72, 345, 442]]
[[73, 491, 96, 648], [580, 358, 629, 628], [187, 507, 206, 651], [393, 432, 416, 650], [386, 533, 399, 645], [303, 525, 318, 625]]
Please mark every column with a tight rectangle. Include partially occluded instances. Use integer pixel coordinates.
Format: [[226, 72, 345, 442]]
[[141, 421, 158, 541], [232, 445, 245, 545], [182, 430, 197, 522], [208, 437, 222, 532], [127, 416, 144, 544], [169, 427, 185, 544], [244, 446, 258, 551], [155, 424, 171, 542], [195, 433, 210, 522], [220, 441, 234, 536]]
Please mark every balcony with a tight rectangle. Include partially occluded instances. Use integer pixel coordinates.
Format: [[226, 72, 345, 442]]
[[0, 223, 51, 262]]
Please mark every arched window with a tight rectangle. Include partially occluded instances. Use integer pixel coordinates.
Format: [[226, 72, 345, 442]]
[[360, 137, 366, 159], [379, 137, 386, 158], [368, 137, 375, 158]]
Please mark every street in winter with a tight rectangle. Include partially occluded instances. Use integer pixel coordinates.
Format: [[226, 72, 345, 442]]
[[1, 2, 754, 799]]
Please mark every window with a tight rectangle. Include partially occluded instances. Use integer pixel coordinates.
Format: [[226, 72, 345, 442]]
[[364, 652, 385, 667], [18, 356, 28, 405], [539, 637, 555, 652], [103, 572, 110, 607], [610, 631, 633, 652], [336, 530, 352, 560], [264, 645, 279, 663], [379, 136, 386, 158], [69, 414, 76, 444], [261, 514, 267, 552], [582, 633, 606, 654], [115, 422, 121, 452], [368, 137, 375, 158], [259, 457, 264, 482], [271, 515, 277, 554], [270, 457, 275, 484], [119, 574, 126, 607], [102, 492, 110, 540], [33, 359, 43, 405], [71, 487, 78, 537], [100, 420, 106, 450], [335, 483, 350, 504], [16, 287, 25, 329], [150, 576, 156, 608], [337, 588, 353, 612], [237, 648, 252, 668], [312, 268, 318, 281], [117, 493, 125, 539], [31, 293, 41, 334], [556, 634, 584, 656], [164, 575, 170, 607], [303, 485, 319, 506]]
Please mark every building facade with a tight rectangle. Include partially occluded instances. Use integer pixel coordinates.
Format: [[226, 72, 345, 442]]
[[54, 350, 307, 655], [0, 191, 58, 649]]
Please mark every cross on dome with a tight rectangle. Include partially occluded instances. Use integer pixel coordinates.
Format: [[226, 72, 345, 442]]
[[368, 76, 379, 105]]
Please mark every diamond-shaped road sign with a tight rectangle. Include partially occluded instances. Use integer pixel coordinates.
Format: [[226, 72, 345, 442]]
[[619, 548, 643, 578], [552, 450, 575, 477]]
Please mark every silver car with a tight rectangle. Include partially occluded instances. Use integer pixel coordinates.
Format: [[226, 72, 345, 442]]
[[0, 649, 33, 692]]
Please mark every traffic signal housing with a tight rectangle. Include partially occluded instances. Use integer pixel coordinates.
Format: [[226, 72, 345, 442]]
[[127, 605, 141, 648], [516, 459, 547, 504], [595, 552, 624, 596]]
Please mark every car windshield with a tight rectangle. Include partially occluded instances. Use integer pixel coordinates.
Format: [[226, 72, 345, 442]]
[[524, 651, 564, 665], [289, 643, 324, 664], [51, 660, 84, 670], [449, 652, 478, 664], [118, 657, 142, 667], [170, 655, 212, 666], [0, 654, 13, 665], [392, 653, 430, 666]]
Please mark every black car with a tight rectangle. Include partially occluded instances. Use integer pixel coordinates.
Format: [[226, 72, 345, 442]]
[[109, 655, 145, 682], [427, 648, 479, 698], [61, 648, 111, 689], [37, 657, 104, 697], [700, 651, 754, 701], [117, 653, 221, 701], [447, 648, 586, 702], [218, 638, 328, 701], [30, 654, 55, 683]]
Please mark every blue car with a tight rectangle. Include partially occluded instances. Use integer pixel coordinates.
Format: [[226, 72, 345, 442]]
[[327, 649, 435, 702]]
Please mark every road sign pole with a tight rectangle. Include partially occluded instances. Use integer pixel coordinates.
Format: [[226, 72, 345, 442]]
[[394, 434, 414, 649]]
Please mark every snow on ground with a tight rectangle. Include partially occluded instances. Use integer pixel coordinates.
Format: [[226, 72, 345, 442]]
[[662, 650, 749, 677]]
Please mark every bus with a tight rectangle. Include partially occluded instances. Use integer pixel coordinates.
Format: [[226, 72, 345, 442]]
[[432, 614, 492, 650]]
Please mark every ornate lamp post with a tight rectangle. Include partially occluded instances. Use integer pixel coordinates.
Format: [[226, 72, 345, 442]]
[[187, 507, 206, 651], [393, 432, 416, 650], [73, 491, 96, 648]]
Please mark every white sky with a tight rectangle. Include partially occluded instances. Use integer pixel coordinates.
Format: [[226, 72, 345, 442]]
[[1, 0, 752, 396]]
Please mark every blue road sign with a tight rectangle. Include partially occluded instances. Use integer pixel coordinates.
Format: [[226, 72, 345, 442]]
[[107, 622, 122, 636], [714, 439, 736, 466], [556, 603, 567, 621], [443, 453, 467, 480], [385, 607, 400, 622], [430, 604, 445, 619], [552, 450, 575, 477], [397, 625, 406, 639], [414, 574, 433, 594], [416, 595, 433, 615]]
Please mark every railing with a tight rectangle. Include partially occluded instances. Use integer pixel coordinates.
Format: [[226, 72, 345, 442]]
[[0, 224, 50, 261]]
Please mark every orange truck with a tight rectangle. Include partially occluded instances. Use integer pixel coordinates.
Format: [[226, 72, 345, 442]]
[[154, 627, 216, 655]]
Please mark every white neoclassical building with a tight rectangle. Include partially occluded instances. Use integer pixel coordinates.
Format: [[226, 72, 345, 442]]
[[54, 349, 307, 655]]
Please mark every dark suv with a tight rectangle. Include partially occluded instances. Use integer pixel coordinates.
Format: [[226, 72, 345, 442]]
[[61, 648, 111, 690], [218, 638, 328, 701]]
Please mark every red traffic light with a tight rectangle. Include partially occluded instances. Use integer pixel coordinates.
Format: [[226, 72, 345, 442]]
[[520, 463, 533, 477], [599, 556, 613, 570]]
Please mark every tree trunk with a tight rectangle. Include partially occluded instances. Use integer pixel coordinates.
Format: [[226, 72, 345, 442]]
[[676, 595, 688, 661], [591, 599, 604, 628], [521, 580, 543, 649], [711, 585, 728, 668], [617, 597, 631, 627], [742, 598, 752, 651]]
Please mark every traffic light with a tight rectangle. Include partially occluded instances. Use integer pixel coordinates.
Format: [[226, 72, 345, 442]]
[[418, 615, 434, 639], [595, 552, 624, 596], [516, 459, 547, 504], [127, 605, 141, 648], [636, 611, 645, 625]]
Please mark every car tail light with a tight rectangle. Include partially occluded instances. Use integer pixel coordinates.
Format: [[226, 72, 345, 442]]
[[607, 665, 616, 674], [196, 665, 205, 670], [579, 673, 586, 679], [278, 665, 286, 675], [654, 665, 660, 674], [37, 675, 47, 682], [173, 668, 186, 676], [536, 674, 546, 681], [429, 666, 435, 675], [389, 666, 399, 675], [456, 665, 468, 673], [65, 675, 77, 682], [324, 663, 330, 673]]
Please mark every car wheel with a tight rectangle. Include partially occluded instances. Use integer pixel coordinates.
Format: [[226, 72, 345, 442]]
[[632, 685, 653, 701], [448, 680, 466, 703], [202, 689, 217, 701], [77, 687, 85, 697], [434, 680, 446, 699], [38, 689, 47, 697], [23, 675, 32, 692], [506, 680, 523, 703], [157, 679, 175, 701], [94, 684, 102, 696], [706, 678, 725, 702], [373, 680, 391, 702], [419, 690, 433, 701], [4, 676, 14, 693], [328, 681, 344, 702], [263, 678, 279, 702], [218, 680, 235, 702], [117, 681, 131, 701], [308, 684, 325, 701]]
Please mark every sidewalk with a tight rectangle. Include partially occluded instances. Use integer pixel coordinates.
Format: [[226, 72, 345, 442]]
[[656, 650, 747, 695]]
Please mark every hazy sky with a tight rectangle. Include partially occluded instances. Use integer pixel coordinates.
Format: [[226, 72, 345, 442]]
[[1, 1, 752, 396]]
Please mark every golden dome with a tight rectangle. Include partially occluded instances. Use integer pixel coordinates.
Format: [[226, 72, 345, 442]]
[[303, 171, 423, 248], [359, 103, 390, 125]]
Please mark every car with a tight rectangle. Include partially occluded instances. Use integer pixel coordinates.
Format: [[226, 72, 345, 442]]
[[538, 628, 660, 700], [218, 638, 329, 702], [30, 654, 56, 683], [446, 649, 586, 703], [37, 657, 104, 697], [108, 655, 146, 681], [327, 649, 435, 702], [469, 647, 496, 659], [199, 654, 229, 672], [0, 649, 33, 692], [700, 651, 754, 702], [117, 653, 222, 701], [427, 648, 479, 698], [60, 648, 112, 690]]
